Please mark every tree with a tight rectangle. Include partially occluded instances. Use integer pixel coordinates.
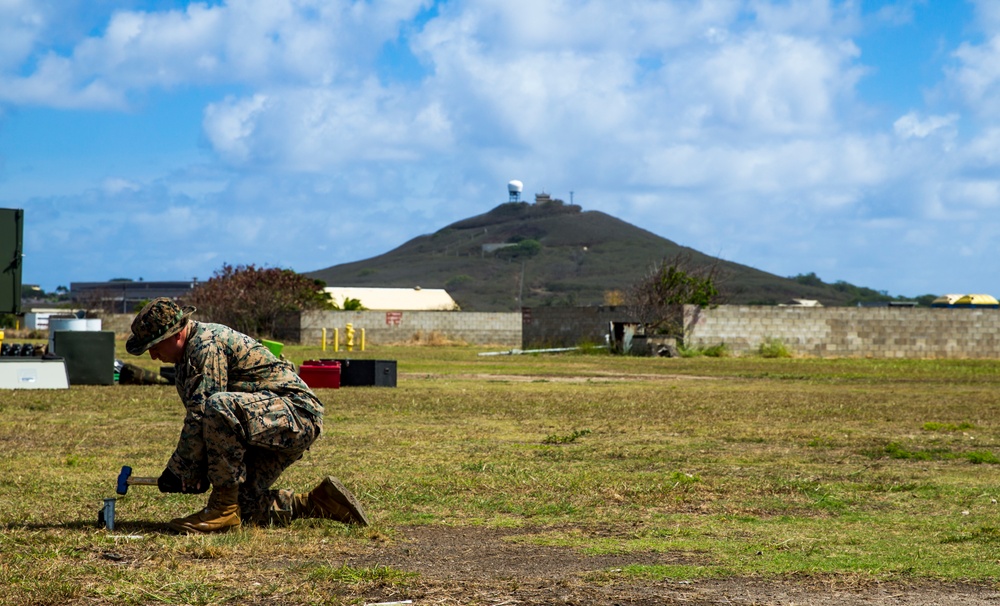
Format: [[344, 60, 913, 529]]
[[514, 239, 541, 257], [185, 264, 333, 338], [626, 254, 727, 336], [496, 238, 541, 261], [332, 297, 366, 311], [790, 272, 823, 287]]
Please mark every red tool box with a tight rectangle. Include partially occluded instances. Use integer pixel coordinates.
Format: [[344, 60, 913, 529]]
[[298, 359, 341, 389]]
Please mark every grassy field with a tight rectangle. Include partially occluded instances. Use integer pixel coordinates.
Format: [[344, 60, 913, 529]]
[[2, 343, 1000, 604]]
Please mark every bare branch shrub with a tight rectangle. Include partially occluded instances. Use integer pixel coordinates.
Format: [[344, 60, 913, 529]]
[[626, 253, 728, 337]]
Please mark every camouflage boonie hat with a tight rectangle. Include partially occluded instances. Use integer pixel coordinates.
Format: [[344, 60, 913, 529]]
[[126, 297, 196, 356]]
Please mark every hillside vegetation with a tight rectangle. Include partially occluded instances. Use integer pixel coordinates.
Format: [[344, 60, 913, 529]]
[[307, 200, 915, 311]]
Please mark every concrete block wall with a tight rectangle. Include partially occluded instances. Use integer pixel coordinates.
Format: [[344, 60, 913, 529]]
[[522, 306, 639, 348], [684, 305, 1000, 358], [86, 306, 1000, 358], [299, 310, 521, 347], [95, 311, 521, 347]]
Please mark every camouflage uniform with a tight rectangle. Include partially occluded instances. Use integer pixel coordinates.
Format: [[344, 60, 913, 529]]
[[167, 321, 324, 523]]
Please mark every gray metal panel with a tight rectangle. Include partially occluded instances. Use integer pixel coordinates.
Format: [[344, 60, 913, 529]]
[[0, 208, 24, 315], [0, 358, 69, 389], [54, 330, 116, 385], [330, 359, 397, 387]]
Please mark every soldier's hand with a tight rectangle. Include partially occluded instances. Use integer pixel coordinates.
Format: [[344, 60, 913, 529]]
[[158, 468, 209, 494], [184, 477, 208, 493], [157, 469, 184, 493]]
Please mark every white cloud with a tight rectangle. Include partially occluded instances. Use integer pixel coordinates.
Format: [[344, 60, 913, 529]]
[[750, 0, 858, 35], [203, 93, 270, 164], [971, 0, 1000, 33], [0, 0, 46, 71], [950, 35, 1000, 116], [2, 0, 870, 169], [893, 112, 958, 139], [202, 82, 455, 172], [961, 127, 1000, 168], [102, 177, 140, 195], [632, 134, 885, 197], [938, 179, 1000, 213], [0, 0, 431, 107], [8, 0, 1000, 298], [663, 33, 862, 136]]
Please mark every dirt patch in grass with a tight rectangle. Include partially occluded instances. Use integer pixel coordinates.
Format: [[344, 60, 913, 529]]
[[411, 372, 717, 383], [347, 525, 1000, 605], [353, 525, 702, 580]]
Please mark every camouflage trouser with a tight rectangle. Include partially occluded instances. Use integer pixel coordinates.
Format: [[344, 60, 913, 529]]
[[200, 391, 321, 524]]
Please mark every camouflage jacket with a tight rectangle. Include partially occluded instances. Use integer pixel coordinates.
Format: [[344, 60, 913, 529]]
[[168, 321, 324, 481]]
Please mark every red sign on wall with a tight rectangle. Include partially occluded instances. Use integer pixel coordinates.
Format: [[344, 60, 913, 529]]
[[385, 312, 403, 326]]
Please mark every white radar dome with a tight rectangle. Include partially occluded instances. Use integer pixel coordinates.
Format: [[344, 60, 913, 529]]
[[507, 180, 523, 193]]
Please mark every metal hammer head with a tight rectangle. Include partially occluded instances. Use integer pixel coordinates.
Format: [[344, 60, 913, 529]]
[[116, 465, 133, 495]]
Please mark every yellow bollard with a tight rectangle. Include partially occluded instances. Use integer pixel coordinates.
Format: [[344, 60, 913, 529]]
[[345, 323, 355, 352], [360, 328, 365, 352], [321, 328, 327, 351], [333, 328, 339, 352]]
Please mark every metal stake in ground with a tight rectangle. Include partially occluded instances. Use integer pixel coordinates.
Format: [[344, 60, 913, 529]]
[[102, 465, 158, 530], [97, 498, 116, 530]]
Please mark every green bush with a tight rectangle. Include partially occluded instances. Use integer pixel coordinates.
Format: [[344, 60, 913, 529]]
[[759, 338, 791, 358], [542, 429, 592, 444], [679, 343, 729, 358], [703, 343, 729, 357], [923, 421, 975, 432], [446, 274, 474, 288], [572, 341, 610, 355], [967, 450, 1000, 465]]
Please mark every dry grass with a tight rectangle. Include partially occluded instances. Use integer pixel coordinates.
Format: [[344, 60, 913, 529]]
[[2, 345, 1000, 604], [395, 330, 468, 346]]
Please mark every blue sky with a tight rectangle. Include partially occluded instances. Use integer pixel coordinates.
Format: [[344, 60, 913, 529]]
[[3, 0, 1000, 299]]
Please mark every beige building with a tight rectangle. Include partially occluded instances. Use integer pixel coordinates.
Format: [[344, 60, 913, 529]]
[[323, 287, 458, 311]]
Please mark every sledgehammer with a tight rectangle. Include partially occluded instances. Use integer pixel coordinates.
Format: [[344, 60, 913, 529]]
[[116, 465, 158, 495]]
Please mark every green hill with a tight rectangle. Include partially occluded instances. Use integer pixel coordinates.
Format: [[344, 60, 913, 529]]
[[306, 200, 899, 311]]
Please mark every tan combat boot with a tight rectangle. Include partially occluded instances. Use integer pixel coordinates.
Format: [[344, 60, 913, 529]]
[[169, 485, 241, 534], [293, 476, 369, 526]]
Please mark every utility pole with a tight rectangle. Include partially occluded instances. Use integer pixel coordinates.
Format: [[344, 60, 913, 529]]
[[518, 259, 526, 308]]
